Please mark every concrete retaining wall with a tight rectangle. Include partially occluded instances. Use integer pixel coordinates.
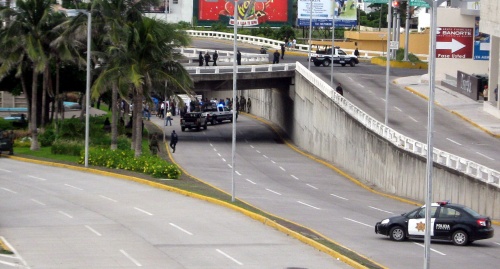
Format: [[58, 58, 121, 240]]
[[226, 72, 499, 220]]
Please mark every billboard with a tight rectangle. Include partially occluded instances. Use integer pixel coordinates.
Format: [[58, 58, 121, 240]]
[[474, 17, 490, 61], [436, 27, 473, 59], [197, 0, 289, 26], [297, 0, 357, 28]]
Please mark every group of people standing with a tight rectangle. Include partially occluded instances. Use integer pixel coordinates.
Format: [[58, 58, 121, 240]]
[[199, 51, 218, 66]]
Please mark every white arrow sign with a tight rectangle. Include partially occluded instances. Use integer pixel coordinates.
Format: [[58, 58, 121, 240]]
[[436, 38, 466, 53]]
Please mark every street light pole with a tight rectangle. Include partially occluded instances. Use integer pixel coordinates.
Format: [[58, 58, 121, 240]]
[[330, 4, 335, 87], [384, 1, 392, 126], [84, 10, 92, 167], [231, 0, 238, 202], [307, 0, 313, 70]]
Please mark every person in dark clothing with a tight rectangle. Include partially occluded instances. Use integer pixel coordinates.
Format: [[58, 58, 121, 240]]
[[149, 133, 160, 155], [336, 83, 344, 96], [273, 50, 280, 64], [204, 52, 211, 66], [213, 50, 218, 66], [236, 50, 242, 65], [198, 52, 203, 66], [354, 47, 360, 57], [170, 130, 178, 153], [280, 43, 285, 59]]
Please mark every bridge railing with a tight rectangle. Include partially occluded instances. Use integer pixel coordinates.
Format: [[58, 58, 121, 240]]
[[185, 30, 430, 62], [184, 63, 296, 74], [295, 62, 500, 188]]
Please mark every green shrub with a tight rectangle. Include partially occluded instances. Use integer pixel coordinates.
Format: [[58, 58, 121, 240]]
[[39, 129, 56, 146], [80, 148, 181, 179], [0, 118, 13, 130], [14, 136, 31, 148], [51, 139, 83, 156]]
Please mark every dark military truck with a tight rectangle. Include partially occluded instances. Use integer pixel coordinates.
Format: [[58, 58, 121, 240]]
[[0, 129, 14, 155], [180, 112, 207, 132]]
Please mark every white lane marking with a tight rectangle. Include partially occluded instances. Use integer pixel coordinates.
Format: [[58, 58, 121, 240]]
[[357, 83, 365, 88], [0, 259, 18, 266], [59, 211, 73, 219], [120, 249, 142, 266], [245, 179, 256, 184], [216, 249, 243, 265], [250, 145, 254, 148], [348, 77, 354, 81], [394, 106, 402, 112], [210, 143, 213, 147], [297, 201, 320, 210], [217, 153, 221, 157], [331, 194, 348, 200], [408, 116, 418, 122], [64, 184, 83, 191], [263, 155, 268, 158], [368, 90, 373, 94], [31, 199, 45, 206], [306, 184, 318, 190], [0, 168, 12, 173], [369, 206, 394, 214], [213, 148, 217, 152], [169, 223, 193, 235], [1, 187, 17, 194], [476, 152, 495, 161], [256, 150, 261, 153], [85, 225, 102, 236], [413, 243, 446, 256], [291, 175, 299, 180], [27, 175, 47, 181], [235, 171, 241, 176], [99, 195, 117, 202], [344, 217, 371, 227], [134, 207, 153, 216], [494, 242, 500, 246], [446, 138, 462, 146], [380, 97, 386, 102], [227, 164, 233, 168], [265, 188, 282, 195], [0, 236, 29, 267], [271, 160, 276, 164], [279, 166, 286, 171], [222, 158, 226, 162]]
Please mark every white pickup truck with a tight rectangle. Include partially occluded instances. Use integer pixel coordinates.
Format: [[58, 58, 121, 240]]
[[202, 103, 234, 125], [309, 46, 359, 67]]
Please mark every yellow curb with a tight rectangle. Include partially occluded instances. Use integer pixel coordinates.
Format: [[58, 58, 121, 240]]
[[6, 151, 380, 268], [403, 86, 500, 138], [0, 237, 12, 253]]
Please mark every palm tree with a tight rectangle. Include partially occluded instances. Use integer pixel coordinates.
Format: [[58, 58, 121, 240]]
[[0, 0, 60, 150], [91, 0, 192, 155]]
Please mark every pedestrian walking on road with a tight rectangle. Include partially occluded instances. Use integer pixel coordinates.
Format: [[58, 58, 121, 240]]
[[170, 130, 178, 153], [247, 97, 251, 113], [280, 43, 285, 59], [336, 83, 344, 96], [273, 50, 280, 64], [165, 110, 172, 126], [237, 50, 242, 65], [198, 52, 203, 66], [213, 50, 218, 66]]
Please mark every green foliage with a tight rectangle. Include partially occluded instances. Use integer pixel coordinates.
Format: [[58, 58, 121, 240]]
[[13, 137, 31, 148], [39, 129, 56, 147], [80, 148, 181, 179], [91, 135, 130, 150], [0, 118, 13, 130], [175, 21, 192, 30], [275, 25, 295, 40], [51, 139, 84, 156], [395, 48, 422, 62], [210, 21, 228, 32]]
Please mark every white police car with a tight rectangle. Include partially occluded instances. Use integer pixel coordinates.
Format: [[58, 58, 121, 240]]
[[375, 201, 494, 246]]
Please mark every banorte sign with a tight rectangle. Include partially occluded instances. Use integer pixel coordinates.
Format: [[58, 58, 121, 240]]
[[436, 27, 473, 59]]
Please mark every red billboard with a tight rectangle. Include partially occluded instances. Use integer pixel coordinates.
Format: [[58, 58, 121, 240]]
[[198, 0, 288, 26], [436, 27, 473, 59]]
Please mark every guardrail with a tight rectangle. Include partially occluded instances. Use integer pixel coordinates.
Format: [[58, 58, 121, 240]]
[[185, 30, 430, 62], [184, 63, 296, 74], [177, 48, 269, 64], [295, 62, 500, 188]]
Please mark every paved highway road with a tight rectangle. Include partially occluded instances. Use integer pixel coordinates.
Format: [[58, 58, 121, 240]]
[[192, 38, 500, 173], [0, 159, 349, 269], [166, 114, 500, 269]]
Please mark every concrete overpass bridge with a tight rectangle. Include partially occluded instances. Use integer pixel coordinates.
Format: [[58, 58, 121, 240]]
[[180, 57, 500, 220]]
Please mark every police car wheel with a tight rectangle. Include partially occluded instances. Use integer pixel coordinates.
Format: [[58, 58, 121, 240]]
[[452, 230, 469, 246], [389, 226, 406, 241]]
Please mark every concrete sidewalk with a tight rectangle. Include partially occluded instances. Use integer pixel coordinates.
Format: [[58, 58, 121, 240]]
[[394, 75, 500, 137]]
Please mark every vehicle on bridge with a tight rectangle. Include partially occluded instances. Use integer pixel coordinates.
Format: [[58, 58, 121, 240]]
[[202, 102, 234, 125], [308, 42, 358, 67], [180, 112, 207, 132], [375, 201, 494, 246]]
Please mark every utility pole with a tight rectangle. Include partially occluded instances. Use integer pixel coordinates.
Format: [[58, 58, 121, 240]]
[[403, 1, 411, 61]]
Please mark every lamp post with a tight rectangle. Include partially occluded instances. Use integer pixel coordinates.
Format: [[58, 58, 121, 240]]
[[84, 10, 92, 167], [330, 2, 335, 86], [307, 0, 313, 70], [384, 0, 392, 126], [231, 1, 238, 202]]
